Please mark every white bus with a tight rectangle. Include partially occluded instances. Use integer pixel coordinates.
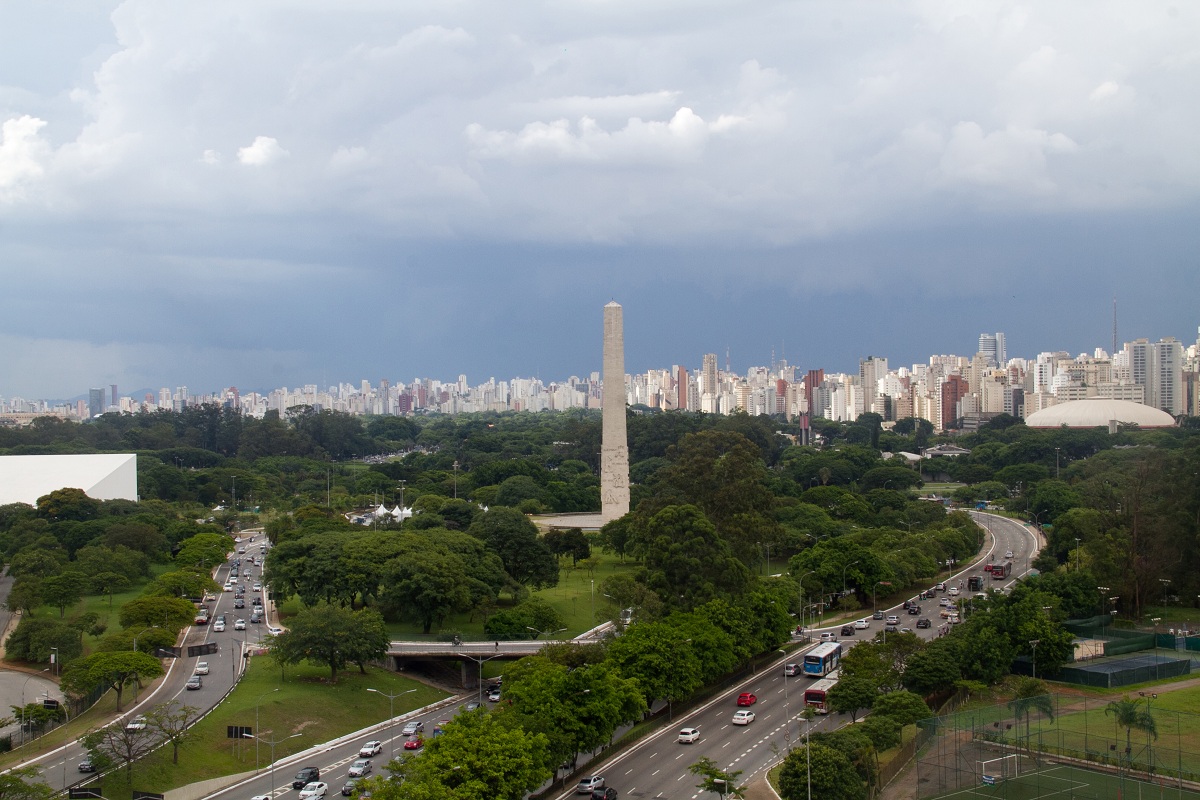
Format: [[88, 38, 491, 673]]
[[803, 642, 843, 677], [803, 672, 840, 714]]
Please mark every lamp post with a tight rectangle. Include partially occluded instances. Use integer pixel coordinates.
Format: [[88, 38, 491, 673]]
[[131, 625, 159, 653], [1055, 447, 1061, 479], [526, 626, 567, 640], [452, 460, 459, 499], [463, 653, 506, 707], [250, 732, 302, 795], [255, 688, 280, 770], [1138, 691, 1158, 776], [798, 570, 817, 639], [398, 480, 406, 528], [1150, 617, 1162, 678], [873, 581, 891, 614], [367, 687, 418, 760], [19, 669, 49, 745], [50, 647, 59, 677], [1029, 639, 1040, 679], [842, 560, 860, 598]]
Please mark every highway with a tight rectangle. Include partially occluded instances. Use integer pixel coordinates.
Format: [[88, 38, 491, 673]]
[[546, 512, 1043, 800], [14, 536, 270, 793]]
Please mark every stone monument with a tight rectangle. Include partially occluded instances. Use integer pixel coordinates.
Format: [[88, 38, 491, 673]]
[[601, 301, 630, 523]]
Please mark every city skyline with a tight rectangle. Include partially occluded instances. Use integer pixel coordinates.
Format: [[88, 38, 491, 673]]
[[3, 3, 1198, 397]]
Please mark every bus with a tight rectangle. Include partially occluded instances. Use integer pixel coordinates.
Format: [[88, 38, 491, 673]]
[[803, 642, 842, 677], [992, 562, 1012, 580], [803, 672, 839, 714]]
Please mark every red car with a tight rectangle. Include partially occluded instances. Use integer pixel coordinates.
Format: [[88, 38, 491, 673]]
[[403, 736, 424, 751], [737, 693, 756, 706]]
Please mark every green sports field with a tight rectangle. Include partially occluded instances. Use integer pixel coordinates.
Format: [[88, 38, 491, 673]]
[[931, 763, 1200, 800]]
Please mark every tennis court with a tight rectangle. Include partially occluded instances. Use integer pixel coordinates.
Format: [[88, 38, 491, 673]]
[[930, 762, 1200, 800]]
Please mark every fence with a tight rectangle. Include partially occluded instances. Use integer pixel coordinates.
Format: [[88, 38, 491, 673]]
[[915, 693, 1200, 799]]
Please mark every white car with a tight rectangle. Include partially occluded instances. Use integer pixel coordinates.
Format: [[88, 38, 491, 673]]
[[346, 759, 372, 777], [235, 619, 246, 630], [948, 587, 960, 596], [125, 715, 148, 731], [223, 583, 233, 592], [359, 741, 383, 757], [298, 783, 328, 800], [1005, 550, 1014, 559], [212, 621, 226, 632], [678, 727, 700, 743], [194, 661, 209, 675], [854, 618, 869, 629], [267, 626, 284, 635], [732, 710, 755, 725], [885, 615, 899, 625], [488, 688, 502, 702]]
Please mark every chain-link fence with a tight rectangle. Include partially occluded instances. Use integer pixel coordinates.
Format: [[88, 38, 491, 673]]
[[916, 693, 1200, 799]]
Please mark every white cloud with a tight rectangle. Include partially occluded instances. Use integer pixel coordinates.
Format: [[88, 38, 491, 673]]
[[201, 149, 221, 165], [0, 115, 50, 199], [1090, 80, 1120, 101], [939, 121, 1077, 192], [237, 136, 288, 166]]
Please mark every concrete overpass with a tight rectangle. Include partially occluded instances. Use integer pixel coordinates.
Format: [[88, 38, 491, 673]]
[[386, 623, 614, 688]]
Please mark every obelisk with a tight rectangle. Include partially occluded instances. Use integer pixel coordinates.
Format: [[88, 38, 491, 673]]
[[601, 301, 630, 522]]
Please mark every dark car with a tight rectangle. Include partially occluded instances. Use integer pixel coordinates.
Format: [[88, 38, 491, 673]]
[[78, 759, 96, 773], [916, 618, 932, 629], [872, 610, 884, 620], [234, 598, 245, 608], [907, 605, 921, 615], [341, 780, 360, 797], [592, 790, 618, 800], [884, 624, 898, 633], [293, 767, 320, 790], [840, 625, 855, 636]]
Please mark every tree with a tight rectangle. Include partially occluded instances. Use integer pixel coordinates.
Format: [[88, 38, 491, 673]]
[[1105, 696, 1157, 764], [80, 720, 156, 780], [5, 579, 42, 615], [871, 691, 932, 726], [119, 595, 197, 632], [175, 533, 232, 570], [144, 569, 219, 599], [35, 488, 101, 522], [145, 702, 201, 764], [268, 603, 387, 682], [370, 707, 551, 800], [606, 622, 703, 708], [90, 572, 131, 608], [902, 637, 962, 695], [827, 676, 877, 722], [1007, 678, 1054, 756], [470, 508, 559, 591], [382, 545, 475, 634], [61, 651, 165, 712], [639, 504, 751, 611], [0, 766, 55, 800], [859, 715, 901, 751], [779, 742, 866, 800], [689, 756, 746, 799]]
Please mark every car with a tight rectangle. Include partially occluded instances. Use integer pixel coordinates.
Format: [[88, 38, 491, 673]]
[[235, 619, 246, 630], [464, 701, 481, 711], [78, 759, 96, 773], [678, 727, 700, 744], [359, 741, 383, 757], [916, 618, 932, 628], [222, 584, 233, 592], [576, 777, 605, 794], [267, 626, 284, 635], [783, 663, 801, 676], [488, 688, 502, 702], [126, 715, 148, 731], [250, 613, 263, 623], [253, 597, 263, 606], [591, 790, 618, 800], [940, 597, 953, 607], [886, 615, 899, 625], [872, 610, 885, 620], [298, 782, 328, 800], [194, 613, 209, 625], [432, 719, 451, 737], [900, 626, 913, 634], [292, 768, 320, 789], [401, 720, 424, 735], [948, 587, 960, 596], [340, 780, 360, 797], [884, 624, 898, 633], [234, 598, 245, 608], [194, 661, 209, 675], [212, 621, 226, 632], [840, 625, 855, 636], [186, 675, 202, 690], [819, 632, 837, 642], [254, 583, 262, 592], [737, 692, 756, 706], [732, 710, 756, 725], [347, 759, 372, 777], [402, 736, 424, 751], [854, 618, 869, 629], [1005, 550, 1014, 559]]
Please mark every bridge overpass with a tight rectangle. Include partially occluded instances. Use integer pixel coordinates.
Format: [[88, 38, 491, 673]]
[[386, 623, 614, 688]]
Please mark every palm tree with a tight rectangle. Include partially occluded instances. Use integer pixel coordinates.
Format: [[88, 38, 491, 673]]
[[1105, 697, 1157, 769], [1007, 678, 1054, 760]]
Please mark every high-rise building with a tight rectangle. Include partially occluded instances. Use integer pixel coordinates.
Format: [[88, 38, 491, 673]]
[[110, 384, 119, 409], [859, 356, 887, 415], [88, 388, 105, 418], [978, 332, 1007, 367], [701, 353, 718, 396], [940, 374, 969, 430], [675, 365, 689, 411], [1150, 337, 1184, 415]]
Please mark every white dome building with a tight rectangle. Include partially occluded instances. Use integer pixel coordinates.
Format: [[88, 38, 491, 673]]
[[1024, 399, 1176, 429]]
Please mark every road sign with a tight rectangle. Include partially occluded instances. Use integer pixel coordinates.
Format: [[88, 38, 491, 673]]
[[155, 647, 181, 658], [187, 642, 219, 657], [43, 698, 59, 710], [227, 725, 253, 739], [69, 788, 103, 799]]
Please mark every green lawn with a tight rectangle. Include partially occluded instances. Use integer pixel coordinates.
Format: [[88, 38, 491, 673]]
[[80, 657, 447, 799], [931, 763, 1200, 800]]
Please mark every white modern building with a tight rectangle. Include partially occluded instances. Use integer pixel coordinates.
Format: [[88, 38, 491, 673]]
[[0, 454, 138, 506]]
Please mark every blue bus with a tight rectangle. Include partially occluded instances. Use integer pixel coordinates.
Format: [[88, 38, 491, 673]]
[[803, 642, 842, 677]]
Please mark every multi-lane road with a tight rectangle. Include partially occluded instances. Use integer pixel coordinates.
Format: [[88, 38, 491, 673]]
[[13, 537, 273, 793], [544, 512, 1042, 800]]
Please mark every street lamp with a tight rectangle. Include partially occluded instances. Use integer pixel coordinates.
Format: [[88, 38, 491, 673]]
[[526, 626, 567, 639], [873, 581, 892, 614], [798, 570, 817, 639], [19, 669, 49, 744], [398, 480, 406, 528], [255, 688, 280, 770], [367, 687, 417, 760], [841, 560, 860, 598], [131, 625, 159, 652], [452, 460, 459, 499], [1150, 617, 1162, 678], [1055, 447, 1061, 479], [248, 732, 302, 795], [1029, 639, 1040, 679]]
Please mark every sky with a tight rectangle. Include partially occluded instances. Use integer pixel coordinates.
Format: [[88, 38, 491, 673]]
[[2, 1, 1198, 400]]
